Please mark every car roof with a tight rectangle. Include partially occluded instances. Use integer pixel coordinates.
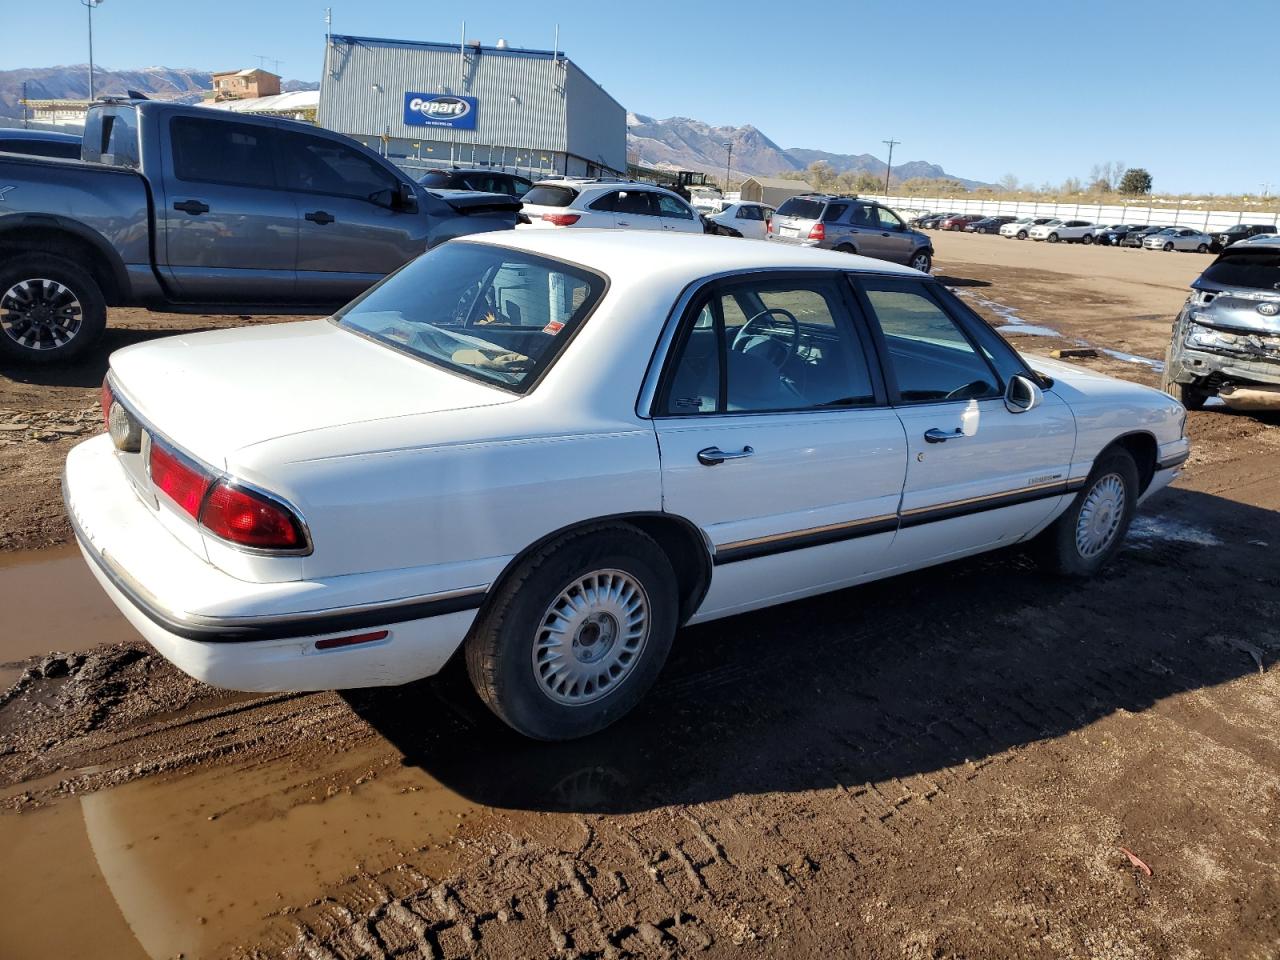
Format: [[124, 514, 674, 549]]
[[0, 128, 81, 143], [461, 230, 921, 286]]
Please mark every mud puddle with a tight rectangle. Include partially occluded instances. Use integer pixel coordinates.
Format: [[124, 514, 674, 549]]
[[0, 545, 136, 687], [0, 737, 478, 960]]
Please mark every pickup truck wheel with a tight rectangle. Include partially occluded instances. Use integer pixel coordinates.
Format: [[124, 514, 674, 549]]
[[1032, 448, 1139, 578], [465, 525, 678, 740], [0, 255, 106, 364]]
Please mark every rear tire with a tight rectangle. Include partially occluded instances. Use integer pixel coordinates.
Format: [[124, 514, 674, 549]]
[[1033, 448, 1139, 578], [464, 525, 679, 740], [835, 243, 856, 254], [0, 254, 106, 365]]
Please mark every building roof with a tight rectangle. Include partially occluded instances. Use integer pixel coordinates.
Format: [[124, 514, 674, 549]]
[[330, 34, 563, 61], [212, 68, 278, 79], [201, 90, 319, 115], [742, 175, 813, 189]]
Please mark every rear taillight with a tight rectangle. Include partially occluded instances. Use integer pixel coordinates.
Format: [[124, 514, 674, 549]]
[[766, 219, 772, 235], [100, 376, 114, 429], [542, 213, 581, 226], [149, 443, 212, 518], [199, 481, 305, 551], [808, 222, 825, 241]]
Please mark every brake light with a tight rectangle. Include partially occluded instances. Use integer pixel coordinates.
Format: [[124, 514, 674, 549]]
[[542, 213, 581, 226], [199, 481, 305, 551], [100, 376, 114, 429], [149, 443, 212, 518], [808, 222, 825, 241]]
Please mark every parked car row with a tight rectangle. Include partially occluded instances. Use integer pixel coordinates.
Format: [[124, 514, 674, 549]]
[[767, 194, 934, 272]]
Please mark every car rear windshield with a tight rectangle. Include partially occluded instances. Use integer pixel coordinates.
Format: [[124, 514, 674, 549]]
[[522, 185, 579, 207], [1200, 251, 1280, 290], [776, 198, 825, 220], [336, 243, 606, 393], [418, 171, 454, 187]]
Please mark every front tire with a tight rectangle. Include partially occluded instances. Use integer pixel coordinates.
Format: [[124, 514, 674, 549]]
[[0, 254, 107, 365], [1033, 449, 1139, 577], [909, 250, 933, 273], [1082, 234, 1094, 245], [1163, 242, 1174, 252], [1017, 230, 1029, 240], [1047, 232, 1060, 243], [464, 525, 678, 740], [1196, 243, 1209, 253]]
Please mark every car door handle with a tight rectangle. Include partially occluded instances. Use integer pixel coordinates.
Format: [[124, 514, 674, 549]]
[[173, 199, 209, 215], [305, 210, 335, 225], [697, 445, 754, 466], [617, 220, 631, 227], [924, 428, 965, 444]]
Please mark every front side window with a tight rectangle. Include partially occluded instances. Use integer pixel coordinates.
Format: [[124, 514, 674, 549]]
[[661, 277, 876, 415], [875, 207, 905, 230], [656, 194, 694, 219], [336, 243, 605, 394], [275, 132, 400, 204], [857, 277, 1000, 403], [170, 117, 275, 188]]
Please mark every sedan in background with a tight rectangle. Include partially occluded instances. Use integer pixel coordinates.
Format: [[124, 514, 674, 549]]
[[939, 214, 985, 231], [1121, 225, 1170, 248], [417, 168, 534, 198], [1094, 224, 1149, 246], [0, 127, 82, 159], [999, 217, 1058, 239], [917, 213, 961, 229], [1143, 227, 1213, 253], [66, 231, 1190, 740], [1211, 223, 1278, 252], [965, 216, 1019, 234], [1028, 219, 1096, 243], [707, 201, 775, 239]]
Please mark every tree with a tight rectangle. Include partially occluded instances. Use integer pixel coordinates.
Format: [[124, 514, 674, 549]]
[[806, 161, 836, 189], [1119, 168, 1153, 195], [998, 173, 1021, 193], [1061, 176, 1083, 195]]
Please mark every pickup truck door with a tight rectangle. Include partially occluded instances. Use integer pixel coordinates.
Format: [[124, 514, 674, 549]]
[[159, 115, 298, 302], [274, 130, 428, 303]]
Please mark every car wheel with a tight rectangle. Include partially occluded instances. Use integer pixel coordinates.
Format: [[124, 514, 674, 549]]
[[0, 254, 107, 365], [835, 243, 856, 254], [1163, 242, 1174, 252], [464, 524, 679, 740], [1082, 234, 1094, 245], [1047, 233, 1060, 243], [1161, 368, 1210, 411], [909, 250, 933, 273], [1033, 448, 1139, 578], [1017, 230, 1029, 240], [1196, 243, 1209, 253]]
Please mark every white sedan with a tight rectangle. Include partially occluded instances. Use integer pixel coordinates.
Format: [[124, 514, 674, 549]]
[[707, 201, 775, 240], [1143, 227, 1213, 253], [1028, 219, 1096, 243], [66, 232, 1190, 740]]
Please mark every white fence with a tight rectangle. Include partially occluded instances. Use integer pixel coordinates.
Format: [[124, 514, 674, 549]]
[[875, 193, 1278, 233]]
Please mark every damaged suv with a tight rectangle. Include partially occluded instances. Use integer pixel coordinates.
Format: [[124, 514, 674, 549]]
[[1162, 237, 1280, 410]]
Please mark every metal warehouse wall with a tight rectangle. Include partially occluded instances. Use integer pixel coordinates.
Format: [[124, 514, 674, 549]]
[[563, 61, 626, 175], [318, 35, 621, 169]]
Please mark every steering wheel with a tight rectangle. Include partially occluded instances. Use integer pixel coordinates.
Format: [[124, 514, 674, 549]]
[[731, 308, 801, 368]]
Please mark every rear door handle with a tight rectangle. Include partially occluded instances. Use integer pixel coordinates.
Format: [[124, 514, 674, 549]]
[[924, 428, 965, 443], [173, 199, 209, 215], [305, 210, 335, 225], [698, 445, 754, 466], [617, 220, 631, 227]]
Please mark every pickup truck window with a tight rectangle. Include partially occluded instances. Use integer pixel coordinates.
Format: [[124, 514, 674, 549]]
[[170, 117, 276, 189], [275, 132, 400, 205], [336, 242, 605, 394]]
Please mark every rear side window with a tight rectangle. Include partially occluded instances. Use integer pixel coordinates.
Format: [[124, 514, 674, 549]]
[[275, 132, 400, 203], [823, 203, 848, 223], [523, 185, 578, 207], [170, 117, 275, 188], [776, 198, 824, 220], [614, 191, 657, 216], [1200, 252, 1280, 289]]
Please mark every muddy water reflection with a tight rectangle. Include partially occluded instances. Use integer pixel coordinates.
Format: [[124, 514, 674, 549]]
[[0, 545, 137, 686], [0, 740, 476, 959]]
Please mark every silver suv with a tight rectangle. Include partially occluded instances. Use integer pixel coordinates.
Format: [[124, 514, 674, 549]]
[[769, 195, 933, 272]]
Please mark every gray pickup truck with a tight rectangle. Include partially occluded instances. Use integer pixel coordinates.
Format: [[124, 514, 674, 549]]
[[0, 100, 519, 363]]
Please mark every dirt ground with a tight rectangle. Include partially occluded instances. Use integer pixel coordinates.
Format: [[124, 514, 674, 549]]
[[1, 232, 1278, 960]]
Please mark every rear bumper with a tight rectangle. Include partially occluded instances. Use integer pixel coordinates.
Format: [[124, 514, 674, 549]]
[[64, 435, 483, 692]]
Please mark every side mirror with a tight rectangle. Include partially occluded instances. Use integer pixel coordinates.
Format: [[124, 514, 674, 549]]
[[396, 181, 418, 212], [1004, 373, 1043, 414]]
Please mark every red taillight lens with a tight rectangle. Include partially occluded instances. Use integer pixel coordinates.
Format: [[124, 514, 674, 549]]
[[199, 481, 304, 551], [100, 376, 114, 429], [808, 222, 825, 241], [542, 213, 581, 226], [149, 443, 212, 518]]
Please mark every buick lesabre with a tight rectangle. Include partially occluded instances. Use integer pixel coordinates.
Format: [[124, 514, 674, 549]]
[[65, 232, 1190, 739]]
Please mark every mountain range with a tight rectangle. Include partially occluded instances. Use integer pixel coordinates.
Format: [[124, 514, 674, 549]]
[[627, 113, 986, 187], [0, 65, 318, 118]]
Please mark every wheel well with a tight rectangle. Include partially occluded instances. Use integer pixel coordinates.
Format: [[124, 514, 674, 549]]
[[0, 227, 122, 304], [484, 513, 713, 627], [1107, 432, 1157, 493]]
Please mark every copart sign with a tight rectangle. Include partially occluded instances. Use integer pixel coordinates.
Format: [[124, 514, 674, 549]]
[[403, 93, 478, 129]]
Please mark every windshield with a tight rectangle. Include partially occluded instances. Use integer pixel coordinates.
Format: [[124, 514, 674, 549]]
[[1200, 251, 1280, 290], [776, 198, 824, 220], [336, 243, 607, 393], [523, 185, 579, 207]]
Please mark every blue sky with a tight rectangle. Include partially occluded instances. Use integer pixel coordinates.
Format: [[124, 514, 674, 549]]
[[6, 0, 1276, 194]]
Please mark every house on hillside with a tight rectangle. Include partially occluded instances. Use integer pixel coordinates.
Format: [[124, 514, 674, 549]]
[[739, 175, 814, 207], [211, 69, 282, 101]]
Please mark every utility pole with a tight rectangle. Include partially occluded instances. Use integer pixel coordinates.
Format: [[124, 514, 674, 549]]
[[1263, 182, 1273, 200], [723, 141, 733, 195], [81, 0, 104, 102], [256, 55, 283, 73], [882, 138, 900, 197], [21, 81, 29, 127]]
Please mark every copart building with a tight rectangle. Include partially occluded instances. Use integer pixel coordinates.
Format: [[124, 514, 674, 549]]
[[317, 34, 626, 178]]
